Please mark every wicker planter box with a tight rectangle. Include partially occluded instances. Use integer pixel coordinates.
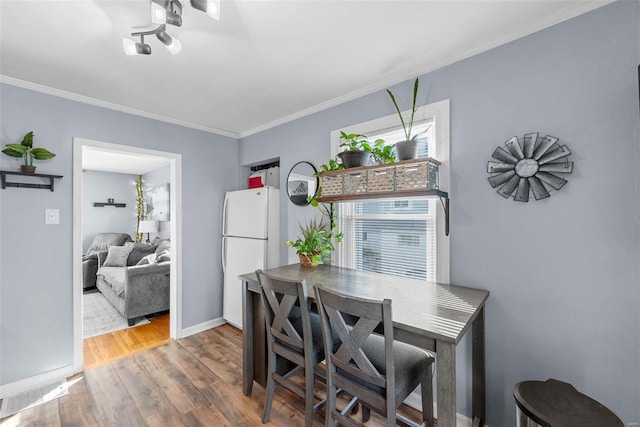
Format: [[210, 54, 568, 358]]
[[367, 166, 395, 193], [317, 158, 441, 200], [343, 171, 367, 194]]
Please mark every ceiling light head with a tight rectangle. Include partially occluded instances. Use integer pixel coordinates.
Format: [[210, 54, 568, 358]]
[[151, 0, 182, 26], [156, 28, 182, 54], [151, 0, 167, 24], [123, 38, 152, 55], [190, 0, 220, 20]]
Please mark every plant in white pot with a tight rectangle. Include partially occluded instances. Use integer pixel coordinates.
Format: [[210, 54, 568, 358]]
[[386, 77, 430, 160], [2, 131, 56, 174]]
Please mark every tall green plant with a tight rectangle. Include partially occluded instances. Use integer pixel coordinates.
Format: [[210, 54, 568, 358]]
[[135, 175, 144, 243], [386, 77, 426, 141]]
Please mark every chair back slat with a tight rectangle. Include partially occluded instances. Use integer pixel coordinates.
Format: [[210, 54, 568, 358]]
[[257, 271, 308, 351], [315, 287, 391, 389]]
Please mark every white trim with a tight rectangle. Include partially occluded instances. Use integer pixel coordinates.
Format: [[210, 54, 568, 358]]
[[330, 99, 451, 284], [0, 365, 76, 400], [180, 317, 227, 338], [72, 138, 183, 373], [0, 75, 236, 139]]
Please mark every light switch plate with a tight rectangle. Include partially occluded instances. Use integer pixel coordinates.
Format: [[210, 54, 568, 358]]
[[45, 208, 59, 225]]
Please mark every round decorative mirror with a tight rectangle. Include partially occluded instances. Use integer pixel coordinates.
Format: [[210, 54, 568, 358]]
[[286, 161, 318, 206]]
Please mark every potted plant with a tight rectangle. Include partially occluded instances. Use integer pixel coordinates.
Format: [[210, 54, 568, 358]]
[[337, 131, 378, 168], [2, 131, 56, 174], [286, 218, 343, 267], [371, 139, 396, 164], [386, 77, 428, 160]]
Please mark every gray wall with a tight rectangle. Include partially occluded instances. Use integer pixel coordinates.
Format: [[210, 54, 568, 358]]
[[239, 2, 640, 425], [143, 165, 171, 240], [0, 84, 237, 385], [82, 170, 138, 251]]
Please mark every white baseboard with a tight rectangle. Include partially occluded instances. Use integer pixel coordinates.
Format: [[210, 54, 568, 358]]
[[0, 364, 78, 400], [180, 316, 226, 338], [404, 391, 474, 427]]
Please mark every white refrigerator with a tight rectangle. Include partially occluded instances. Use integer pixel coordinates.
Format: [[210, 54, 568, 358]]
[[222, 187, 279, 328]]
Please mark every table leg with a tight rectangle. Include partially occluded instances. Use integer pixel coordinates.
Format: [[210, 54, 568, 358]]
[[242, 280, 254, 396], [472, 306, 485, 426], [436, 341, 456, 427]]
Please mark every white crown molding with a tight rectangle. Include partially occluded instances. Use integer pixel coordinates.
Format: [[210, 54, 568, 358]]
[[237, 0, 614, 139], [1, 0, 614, 141], [0, 75, 238, 139]]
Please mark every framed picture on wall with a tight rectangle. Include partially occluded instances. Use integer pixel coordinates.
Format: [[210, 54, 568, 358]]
[[146, 183, 170, 221]]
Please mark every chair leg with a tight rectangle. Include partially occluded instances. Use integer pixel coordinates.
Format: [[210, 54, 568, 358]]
[[305, 363, 315, 427], [263, 351, 277, 424], [326, 378, 337, 427], [361, 404, 371, 422], [421, 368, 434, 427]]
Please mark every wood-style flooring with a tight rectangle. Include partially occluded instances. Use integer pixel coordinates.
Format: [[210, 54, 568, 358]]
[[5, 324, 426, 426], [83, 313, 171, 371]]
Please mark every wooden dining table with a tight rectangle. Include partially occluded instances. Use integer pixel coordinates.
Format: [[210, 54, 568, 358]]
[[240, 264, 489, 427]]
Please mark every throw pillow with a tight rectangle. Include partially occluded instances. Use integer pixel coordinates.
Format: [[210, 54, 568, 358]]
[[127, 242, 159, 266], [156, 249, 171, 263], [154, 239, 171, 263], [102, 244, 134, 267], [136, 253, 157, 265]]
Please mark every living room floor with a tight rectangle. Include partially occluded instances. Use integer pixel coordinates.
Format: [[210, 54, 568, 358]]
[[83, 313, 170, 370], [14, 324, 426, 426]]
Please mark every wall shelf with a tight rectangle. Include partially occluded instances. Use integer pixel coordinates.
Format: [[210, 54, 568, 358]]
[[93, 202, 127, 208], [315, 158, 450, 236], [0, 170, 63, 192]]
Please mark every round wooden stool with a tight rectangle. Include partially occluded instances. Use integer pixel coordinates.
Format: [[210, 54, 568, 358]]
[[513, 378, 623, 427]]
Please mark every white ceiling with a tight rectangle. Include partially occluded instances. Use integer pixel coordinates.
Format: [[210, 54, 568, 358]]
[[1, 0, 613, 139]]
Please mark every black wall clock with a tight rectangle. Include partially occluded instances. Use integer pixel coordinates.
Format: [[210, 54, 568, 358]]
[[487, 133, 573, 202]]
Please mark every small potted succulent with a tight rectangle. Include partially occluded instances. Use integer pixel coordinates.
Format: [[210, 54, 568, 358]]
[[386, 77, 428, 160], [2, 131, 56, 174], [286, 218, 343, 267]]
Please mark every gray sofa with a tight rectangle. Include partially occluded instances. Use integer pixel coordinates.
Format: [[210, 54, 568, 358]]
[[82, 233, 133, 289], [96, 239, 171, 326]]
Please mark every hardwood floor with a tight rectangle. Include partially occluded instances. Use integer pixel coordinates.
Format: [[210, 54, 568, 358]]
[[83, 313, 171, 370], [6, 324, 426, 426]]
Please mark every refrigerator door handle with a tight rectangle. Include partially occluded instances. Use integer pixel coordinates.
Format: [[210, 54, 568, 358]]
[[222, 236, 227, 275], [222, 193, 229, 236]]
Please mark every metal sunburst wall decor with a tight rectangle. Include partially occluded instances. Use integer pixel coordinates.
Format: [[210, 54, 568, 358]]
[[487, 133, 573, 202]]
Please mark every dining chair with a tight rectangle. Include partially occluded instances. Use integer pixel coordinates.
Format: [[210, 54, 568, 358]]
[[314, 286, 435, 427], [256, 269, 329, 427]]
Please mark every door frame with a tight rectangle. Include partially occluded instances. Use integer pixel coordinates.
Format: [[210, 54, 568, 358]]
[[72, 137, 183, 372]]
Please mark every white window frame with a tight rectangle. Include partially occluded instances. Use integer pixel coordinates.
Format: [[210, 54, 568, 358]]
[[330, 99, 450, 284]]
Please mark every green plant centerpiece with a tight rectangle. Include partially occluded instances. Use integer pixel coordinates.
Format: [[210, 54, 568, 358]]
[[286, 217, 343, 267], [337, 131, 393, 168], [386, 77, 429, 160], [2, 131, 56, 174]]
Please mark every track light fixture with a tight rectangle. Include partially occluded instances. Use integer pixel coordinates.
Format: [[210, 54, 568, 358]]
[[123, 0, 219, 56]]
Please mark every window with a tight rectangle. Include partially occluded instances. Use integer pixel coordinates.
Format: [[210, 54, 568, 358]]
[[331, 100, 450, 283]]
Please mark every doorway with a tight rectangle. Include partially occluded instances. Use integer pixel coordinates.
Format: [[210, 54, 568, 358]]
[[72, 138, 182, 372]]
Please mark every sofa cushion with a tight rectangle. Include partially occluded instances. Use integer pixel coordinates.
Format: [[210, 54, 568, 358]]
[[127, 242, 159, 266], [96, 267, 127, 297], [103, 244, 134, 267], [87, 233, 132, 254], [136, 253, 157, 265]]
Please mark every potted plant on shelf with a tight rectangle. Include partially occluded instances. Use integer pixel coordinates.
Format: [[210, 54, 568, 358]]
[[2, 131, 56, 174], [286, 218, 343, 267], [337, 131, 378, 168], [386, 77, 428, 160]]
